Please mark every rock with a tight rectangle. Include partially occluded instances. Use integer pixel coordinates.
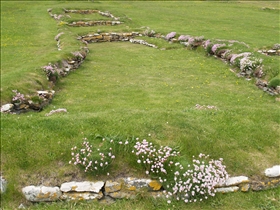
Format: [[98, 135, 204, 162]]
[[61, 191, 103, 201], [99, 195, 116, 205], [215, 186, 239, 193], [225, 176, 249, 186], [265, 165, 280, 177], [240, 183, 250, 192], [18, 203, 26, 209], [0, 104, 14, 112], [0, 176, 7, 193], [22, 186, 62, 202], [251, 179, 280, 191], [108, 191, 136, 199], [104, 180, 121, 194], [148, 180, 162, 191], [60, 181, 104, 193]]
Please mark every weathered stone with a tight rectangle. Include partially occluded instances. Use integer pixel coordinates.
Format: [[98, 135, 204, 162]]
[[108, 191, 136, 199], [148, 180, 162, 191], [0, 176, 7, 193], [215, 186, 239, 193], [240, 183, 250, 192], [60, 181, 104, 193], [61, 191, 103, 200], [251, 179, 280, 191], [105, 180, 121, 194], [0, 104, 14, 112], [224, 176, 249, 186], [123, 177, 151, 190], [265, 165, 280, 177], [22, 186, 62, 202]]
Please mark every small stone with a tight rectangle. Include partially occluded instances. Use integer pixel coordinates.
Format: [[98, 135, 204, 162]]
[[18, 203, 26, 209], [105, 180, 121, 194], [148, 180, 162, 191], [60, 181, 104, 193], [240, 183, 250, 192], [265, 165, 280, 177], [215, 186, 239, 193], [22, 186, 62, 202], [0, 176, 7, 193], [0, 104, 14, 112]]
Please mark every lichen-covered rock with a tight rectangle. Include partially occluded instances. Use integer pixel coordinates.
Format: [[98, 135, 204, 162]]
[[240, 183, 250, 192], [104, 180, 122, 194], [22, 186, 62, 202], [61, 191, 103, 200], [60, 181, 104, 193], [251, 178, 280, 191], [107, 191, 136, 199], [265, 165, 280, 177]]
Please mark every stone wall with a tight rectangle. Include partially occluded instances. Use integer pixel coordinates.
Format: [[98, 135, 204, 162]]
[[20, 166, 280, 204]]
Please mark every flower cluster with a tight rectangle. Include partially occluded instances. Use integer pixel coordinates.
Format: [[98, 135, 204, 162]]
[[132, 139, 228, 204], [132, 139, 180, 175], [229, 52, 251, 65], [12, 90, 26, 103], [70, 137, 228, 204], [178, 35, 191, 41], [143, 27, 156, 37], [165, 32, 176, 41], [162, 153, 228, 204], [239, 56, 262, 73], [69, 138, 116, 174], [42, 63, 57, 77], [71, 51, 84, 60], [211, 43, 226, 54]]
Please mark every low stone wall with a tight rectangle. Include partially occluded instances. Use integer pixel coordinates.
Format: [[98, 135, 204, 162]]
[[19, 166, 280, 204], [78, 32, 141, 43], [68, 20, 122, 27]]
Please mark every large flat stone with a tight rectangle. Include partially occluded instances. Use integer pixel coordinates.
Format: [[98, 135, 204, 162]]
[[60, 181, 104, 193]]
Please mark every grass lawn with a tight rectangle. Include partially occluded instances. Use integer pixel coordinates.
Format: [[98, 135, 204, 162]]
[[1, 1, 280, 209]]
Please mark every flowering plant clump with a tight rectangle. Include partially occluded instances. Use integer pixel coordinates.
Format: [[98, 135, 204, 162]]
[[229, 52, 251, 65], [132, 139, 180, 176], [178, 35, 191, 42], [132, 139, 228, 204], [239, 56, 262, 73], [70, 137, 228, 204], [165, 32, 176, 41], [211, 43, 226, 54], [143, 27, 156, 37], [12, 90, 26, 104], [69, 138, 117, 174], [42, 63, 57, 78]]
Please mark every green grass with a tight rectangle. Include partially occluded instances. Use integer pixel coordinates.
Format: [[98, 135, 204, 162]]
[[1, 1, 280, 209]]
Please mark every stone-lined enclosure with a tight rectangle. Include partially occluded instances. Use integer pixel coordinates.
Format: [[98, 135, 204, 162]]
[[1, 7, 280, 114], [1, 7, 280, 206]]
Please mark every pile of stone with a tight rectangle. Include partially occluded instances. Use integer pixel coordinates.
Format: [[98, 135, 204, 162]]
[[63, 9, 120, 21], [129, 39, 158, 48], [258, 43, 280, 56], [0, 90, 55, 114], [68, 20, 122, 27], [78, 32, 140, 43], [256, 79, 280, 96]]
